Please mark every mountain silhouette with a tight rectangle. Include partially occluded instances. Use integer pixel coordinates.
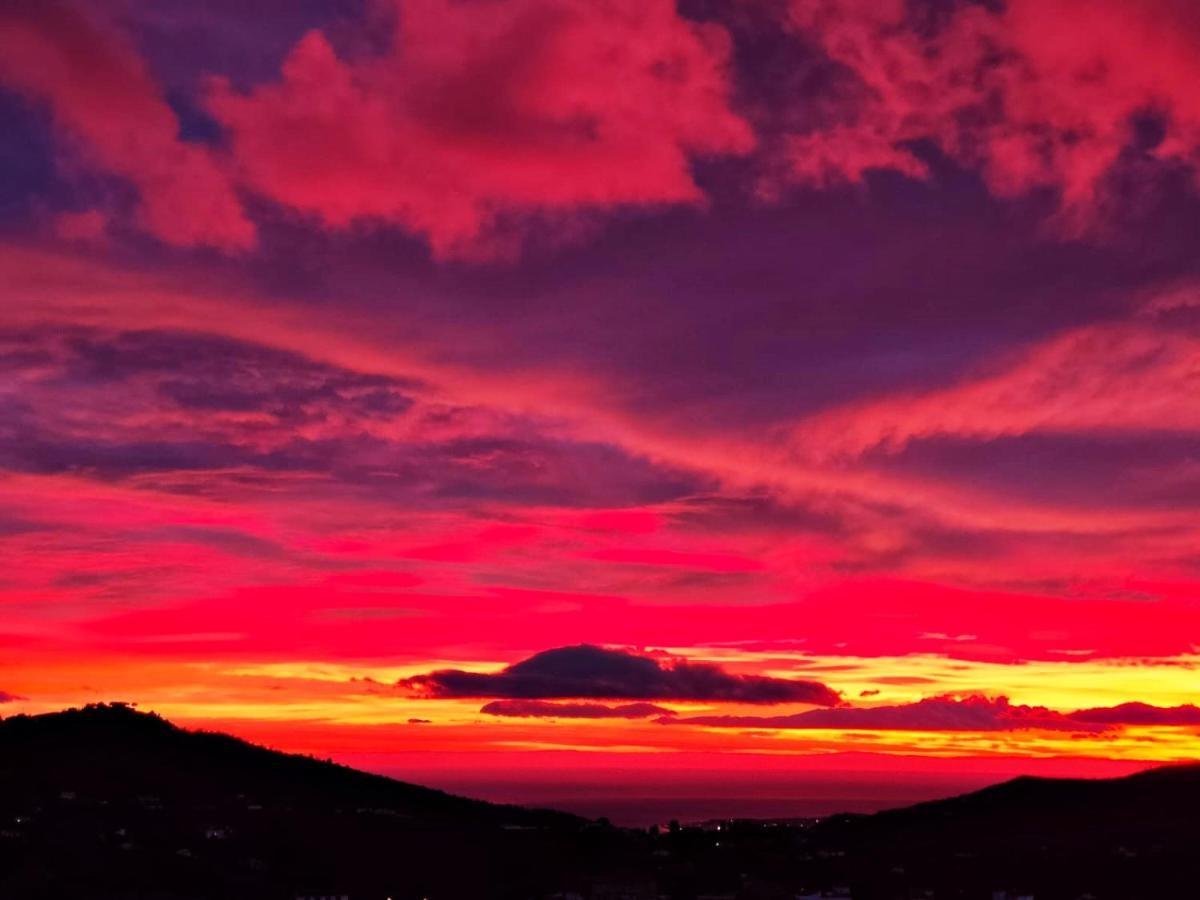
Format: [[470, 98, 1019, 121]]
[[809, 763, 1200, 897], [0, 703, 613, 899], [2, 703, 1197, 899]]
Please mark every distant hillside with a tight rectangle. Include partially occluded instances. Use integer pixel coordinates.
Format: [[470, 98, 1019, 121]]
[[809, 763, 1200, 898], [0, 702, 564, 824], [0, 703, 617, 899]]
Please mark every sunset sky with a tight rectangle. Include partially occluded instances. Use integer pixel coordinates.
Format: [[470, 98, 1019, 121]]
[[2, 0, 1200, 821]]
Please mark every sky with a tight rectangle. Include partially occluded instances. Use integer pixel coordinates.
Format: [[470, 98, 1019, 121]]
[[2, 0, 1200, 823]]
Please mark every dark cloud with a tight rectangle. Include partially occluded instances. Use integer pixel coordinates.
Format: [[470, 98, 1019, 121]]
[[480, 699, 675, 719], [423, 436, 707, 507], [0, 434, 256, 477], [0, 326, 706, 508], [402, 645, 841, 705], [0, 514, 44, 537], [667, 695, 1104, 732], [0, 427, 703, 509], [61, 329, 418, 419], [131, 526, 297, 561], [865, 433, 1200, 512], [0, 691, 26, 703], [1068, 702, 1200, 726]]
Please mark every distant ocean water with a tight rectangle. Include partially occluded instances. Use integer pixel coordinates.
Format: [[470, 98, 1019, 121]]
[[343, 753, 1152, 828], [369, 770, 1005, 827]]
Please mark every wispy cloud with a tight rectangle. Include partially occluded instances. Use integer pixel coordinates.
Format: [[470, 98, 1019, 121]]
[[666, 695, 1200, 733], [481, 699, 675, 719]]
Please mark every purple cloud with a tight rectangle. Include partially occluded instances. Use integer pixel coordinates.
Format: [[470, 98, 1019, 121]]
[[1069, 702, 1200, 726], [402, 645, 841, 705], [666, 695, 1105, 732], [481, 700, 675, 719]]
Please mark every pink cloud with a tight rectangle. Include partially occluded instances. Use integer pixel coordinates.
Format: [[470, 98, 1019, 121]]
[[52, 209, 109, 243], [582, 547, 765, 572], [0, 3, 253, 249], [561, 509, 664, 535], [782, 0, 1200, 227], [793, 323, 1200, 457], [206, 0, 754, 259], [670, 694, 1104, 732]]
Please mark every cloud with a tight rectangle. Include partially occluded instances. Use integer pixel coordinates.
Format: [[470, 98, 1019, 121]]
[[54, 209, 109, 244], [0, 691, 26, 703], [12, 0, 1200, 258], [1069, 702, 1200, 726], [860, 431, 1200, 515], [668, 695, 1200, 732], [0, 2, 253, 249], [206, 0, 753, 259], [1, 325, 701, 507], [668, 694, 1104, 732], [480, 699, 675, 719], [792, 324, 1200, 458], [781, 0, 1200, 228], [581, 547, 765, 573], [401, 645, 841, 705]]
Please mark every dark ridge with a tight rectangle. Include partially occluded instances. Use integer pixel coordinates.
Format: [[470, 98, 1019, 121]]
[[0, 701, 549, 824], [807, 762, 1200, 897], [3, 704, 1198, 899], [0, 703, 624, 900]]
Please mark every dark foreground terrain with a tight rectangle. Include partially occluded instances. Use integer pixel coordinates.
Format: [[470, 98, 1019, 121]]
[[1, 704, 1197, 899]]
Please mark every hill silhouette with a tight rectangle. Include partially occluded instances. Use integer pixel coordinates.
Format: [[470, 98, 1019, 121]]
[[0, 703, 616, 899], [0, 701, 567, 825], [2, 703, 1198, 899], [808, 763, 1200, 897]]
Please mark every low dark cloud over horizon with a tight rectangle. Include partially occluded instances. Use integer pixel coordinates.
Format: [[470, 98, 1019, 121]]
[[403, 645, 841, 705], [665, 696, 1200, 733], [480, 699, 676, 719]]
